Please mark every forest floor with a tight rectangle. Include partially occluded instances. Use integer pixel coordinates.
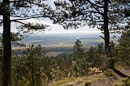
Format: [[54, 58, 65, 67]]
[[49, 66, 130, 86]]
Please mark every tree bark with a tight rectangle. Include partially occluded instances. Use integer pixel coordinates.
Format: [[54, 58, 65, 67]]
[[103, 0, 130, 78], [103, 0, 113, 68], [32, 57, 34, 86], [2, 0, 11, 86], [104, 0, 110, 57]]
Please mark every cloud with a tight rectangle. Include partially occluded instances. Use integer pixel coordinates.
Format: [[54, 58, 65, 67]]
[[44, 28, 101, 35], [23, 19, 60, 27], [46, 0, 56, 9]]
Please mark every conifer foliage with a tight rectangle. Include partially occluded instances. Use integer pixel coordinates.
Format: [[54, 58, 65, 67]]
[[0, 0, 54, 86], [53, 0, 130, 76]]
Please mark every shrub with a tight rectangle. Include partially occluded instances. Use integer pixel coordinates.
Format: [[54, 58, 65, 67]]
[[104, 69, 114, 77], [115, 78, 130, 86], [84, 81, 92, 86]]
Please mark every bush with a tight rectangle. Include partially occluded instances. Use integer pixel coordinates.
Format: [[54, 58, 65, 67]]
[[115, 78, 130, 86], [104, 69, 114, 77], [84, 81, 92, 86]]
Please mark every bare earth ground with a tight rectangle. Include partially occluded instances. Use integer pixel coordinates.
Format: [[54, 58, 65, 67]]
[[49, 67, 130, 86]]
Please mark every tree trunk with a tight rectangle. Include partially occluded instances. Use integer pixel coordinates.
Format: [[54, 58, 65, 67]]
[[2, 0, 11, 86], [103, 0, 113, 68], [103, 0, 129, 78], [104, 0, 110, 58], [38, 62, 41, 86], [32, 57, 34, 86]]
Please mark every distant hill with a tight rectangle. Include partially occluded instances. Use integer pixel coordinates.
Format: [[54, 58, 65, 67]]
[[15, 33, 120, 47], [16, 33, 103, 47]]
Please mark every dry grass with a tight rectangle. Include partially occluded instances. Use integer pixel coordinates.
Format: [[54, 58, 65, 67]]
[[49, 67, 130, 86], [114, 77, 130, 86], [49, 77, 75, 86], [49, 73, 104, 86]]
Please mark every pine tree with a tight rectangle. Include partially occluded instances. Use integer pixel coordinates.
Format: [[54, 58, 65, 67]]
[[72, 39, 85, 59], [118, 30, 130, 66], [0, 37, 3, 86], [0, 1, 55, 85], [71, 39, 87, 76], [53, 0, 130, 77]]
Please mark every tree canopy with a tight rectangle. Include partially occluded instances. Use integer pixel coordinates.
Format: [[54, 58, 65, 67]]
[[0, 0, 56, 86], [52, 0, 130, 77]]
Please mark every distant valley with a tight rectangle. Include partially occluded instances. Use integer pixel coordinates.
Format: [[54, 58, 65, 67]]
[[13, 33, 105, 48], [12, 33, 120, 56]]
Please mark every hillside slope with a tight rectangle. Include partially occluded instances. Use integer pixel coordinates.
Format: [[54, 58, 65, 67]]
[[49, 67, 130, 86]]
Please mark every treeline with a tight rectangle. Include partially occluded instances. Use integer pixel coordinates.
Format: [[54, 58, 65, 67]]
[[1, 41, 106, 86], [46, 47, 72, 52], [0, 30, 130, 86]]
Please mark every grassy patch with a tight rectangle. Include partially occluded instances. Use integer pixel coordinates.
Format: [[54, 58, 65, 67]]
[[49, 72, 105, 86], [114, 77, 130, 86], [84, 80, 92, 86], [76, 80, 82, 84], [50, 77, 75, 86], [104, 69, 114, 77]]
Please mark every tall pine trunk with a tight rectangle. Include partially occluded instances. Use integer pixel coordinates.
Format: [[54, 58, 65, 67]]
[[2, 0, 11, 86], [32, 57, 34, 86], [104, 0, 109, 55], [103, 0, 113, 68], [103, 0, 129, 77]]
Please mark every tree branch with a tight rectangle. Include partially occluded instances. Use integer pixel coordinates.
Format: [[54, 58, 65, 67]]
[[87, 0, 104, 8], [11, 15, 50, 21], [0, 20, 3, 26], [87, 0, 103, 16], [11, 20, 26, 25], [9, 0, 19, 3], [67, 18, 103, 23]]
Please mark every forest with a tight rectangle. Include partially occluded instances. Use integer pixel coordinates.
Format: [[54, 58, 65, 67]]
[[0, 0, 130, 86]]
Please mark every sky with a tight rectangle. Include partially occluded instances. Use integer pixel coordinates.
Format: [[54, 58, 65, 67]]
[[0, 0, 101, 35], [21, 18, 101, 35], [0, 16, 101, 35]]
